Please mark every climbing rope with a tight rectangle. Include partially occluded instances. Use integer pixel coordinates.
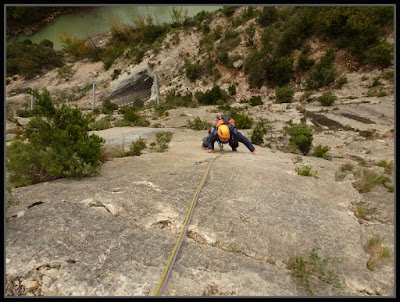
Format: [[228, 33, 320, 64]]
[[154, 155, 221, 296]]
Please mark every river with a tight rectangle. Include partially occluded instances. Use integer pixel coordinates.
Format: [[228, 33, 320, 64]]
[[7, 5, 221, 50]]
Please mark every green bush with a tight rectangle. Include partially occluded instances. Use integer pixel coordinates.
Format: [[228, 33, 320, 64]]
[[318, 47, 336, 68], [127, 46, 146, 64], [244, 49, 266, 88], [257, 6, 278, 26], [228, 84, 237, 96], [217, 51, 229, 65], [336, 77, 348, 88], [221, 6, 237, 17], [89, 116, 113, 131], [317, 91, 337, 106], [202, 56, 214, 76], [340, 163, 354, 172], [306, 49, 338, 90], [260, 27, 276, 51], [119, 105, 150, 126], [231, 15, 245, 28], [276, 28, 301, 57], [58, 32, 88, 61], [358, 129, 375, 139], [83, 42, 103, 62], [382, 70, 394, 80], [200, 25, 222, 52], [298, 54, 315, 71], [312, 144, 331, 159], [141, 24, 168, 44], [16, 108, 35, 118], [101, 43, 126, 70], [245, 22, 256, 39], [101, 98, 119, 114], [125, 137, 147, 156], [301, 44, 312, 55], [365, 41, 393, 68], [6, 40, 64, 79], [155, 131, 173, 152], [251, 120, 267, 145], [57, 64, 76, 81], [276, 86, 295, 103], [217, 29, 241, 53], [159, 90, 197, 112], [248, 95, 263, 106], [299, 91, 314, 103], [224, 28, 240, 40], [188, 117, 212, 131], [317, 7, 393, 63], [194, 10, 213, 24], [267, 56, 294, 87], [6, 89, 104, 187], [195, 85, 228, 105], [287, 247, 342, 296], [7, 7, 58, 28], [231, 111, 253, 129], [367, 85, 385, 97], [154, 103, 171, 117], [371, 76, 382, 87], [284, 121, 313, 155], [184, 59, 202, 82], [133, 98, 144, 108], [111, 68, 122, 80], [241, 6, 256, 21], [377, 159, 394, 175], [39, 39, 54, 48], [295, 165, 318, 178], [353, 169, 392, 193], [275, 8, 318, 57]]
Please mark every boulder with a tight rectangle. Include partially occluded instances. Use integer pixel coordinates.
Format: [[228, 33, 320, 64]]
[[233, 59, 244, 69]]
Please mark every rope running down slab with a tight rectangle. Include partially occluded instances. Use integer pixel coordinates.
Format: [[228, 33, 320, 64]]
[[154, 155, 220, 296]]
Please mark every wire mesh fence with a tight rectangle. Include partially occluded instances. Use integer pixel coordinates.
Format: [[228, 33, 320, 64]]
[[25, 71, 160, 111], [95, 71, 159, 109]]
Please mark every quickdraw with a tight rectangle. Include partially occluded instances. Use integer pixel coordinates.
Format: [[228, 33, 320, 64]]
[[194, 157, 213, 165]]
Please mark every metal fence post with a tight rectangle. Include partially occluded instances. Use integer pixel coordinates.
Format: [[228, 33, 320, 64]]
[[31, 87, 34, 110], [92, 80, 96, 110], [154, 71, 159, 105]]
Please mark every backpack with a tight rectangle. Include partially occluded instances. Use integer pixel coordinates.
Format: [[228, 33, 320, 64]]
[[207, 114, 236, 134], [215, 114, 236, 128]]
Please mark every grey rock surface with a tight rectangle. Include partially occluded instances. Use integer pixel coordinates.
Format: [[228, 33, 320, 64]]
[[5, 13, 394, 297], [6, 129, 394, 297], [89, 127, 178, 147]]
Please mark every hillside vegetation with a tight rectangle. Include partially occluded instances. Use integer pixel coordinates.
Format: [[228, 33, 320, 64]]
[[5, 6, 395, 297], [7, 7, 393, 78], [6, 6, 394, 189]]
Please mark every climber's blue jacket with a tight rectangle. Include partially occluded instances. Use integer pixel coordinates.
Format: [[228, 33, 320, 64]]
[[207, 123, 255, 152]]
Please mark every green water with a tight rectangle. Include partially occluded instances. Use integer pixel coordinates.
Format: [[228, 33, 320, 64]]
[[7, 5, 221, 50]]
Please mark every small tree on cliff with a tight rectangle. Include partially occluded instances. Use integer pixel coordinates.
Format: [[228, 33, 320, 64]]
[[6, 89, 104, 187]]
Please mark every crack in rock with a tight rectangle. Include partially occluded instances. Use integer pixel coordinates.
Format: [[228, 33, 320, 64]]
[[202, 283, 237, 296], [9, 201, 44, 220], [151, 220, 178, 233]]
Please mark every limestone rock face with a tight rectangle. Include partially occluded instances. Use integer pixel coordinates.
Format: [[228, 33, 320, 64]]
[[5, 7, 394, 297], [6, 127, 394, 297]]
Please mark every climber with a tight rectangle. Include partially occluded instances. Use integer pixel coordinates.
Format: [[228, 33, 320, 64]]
[[202, 115, 260, 155]]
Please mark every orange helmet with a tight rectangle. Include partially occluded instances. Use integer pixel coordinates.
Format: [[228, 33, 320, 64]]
[[217, 124, 230, 138]]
